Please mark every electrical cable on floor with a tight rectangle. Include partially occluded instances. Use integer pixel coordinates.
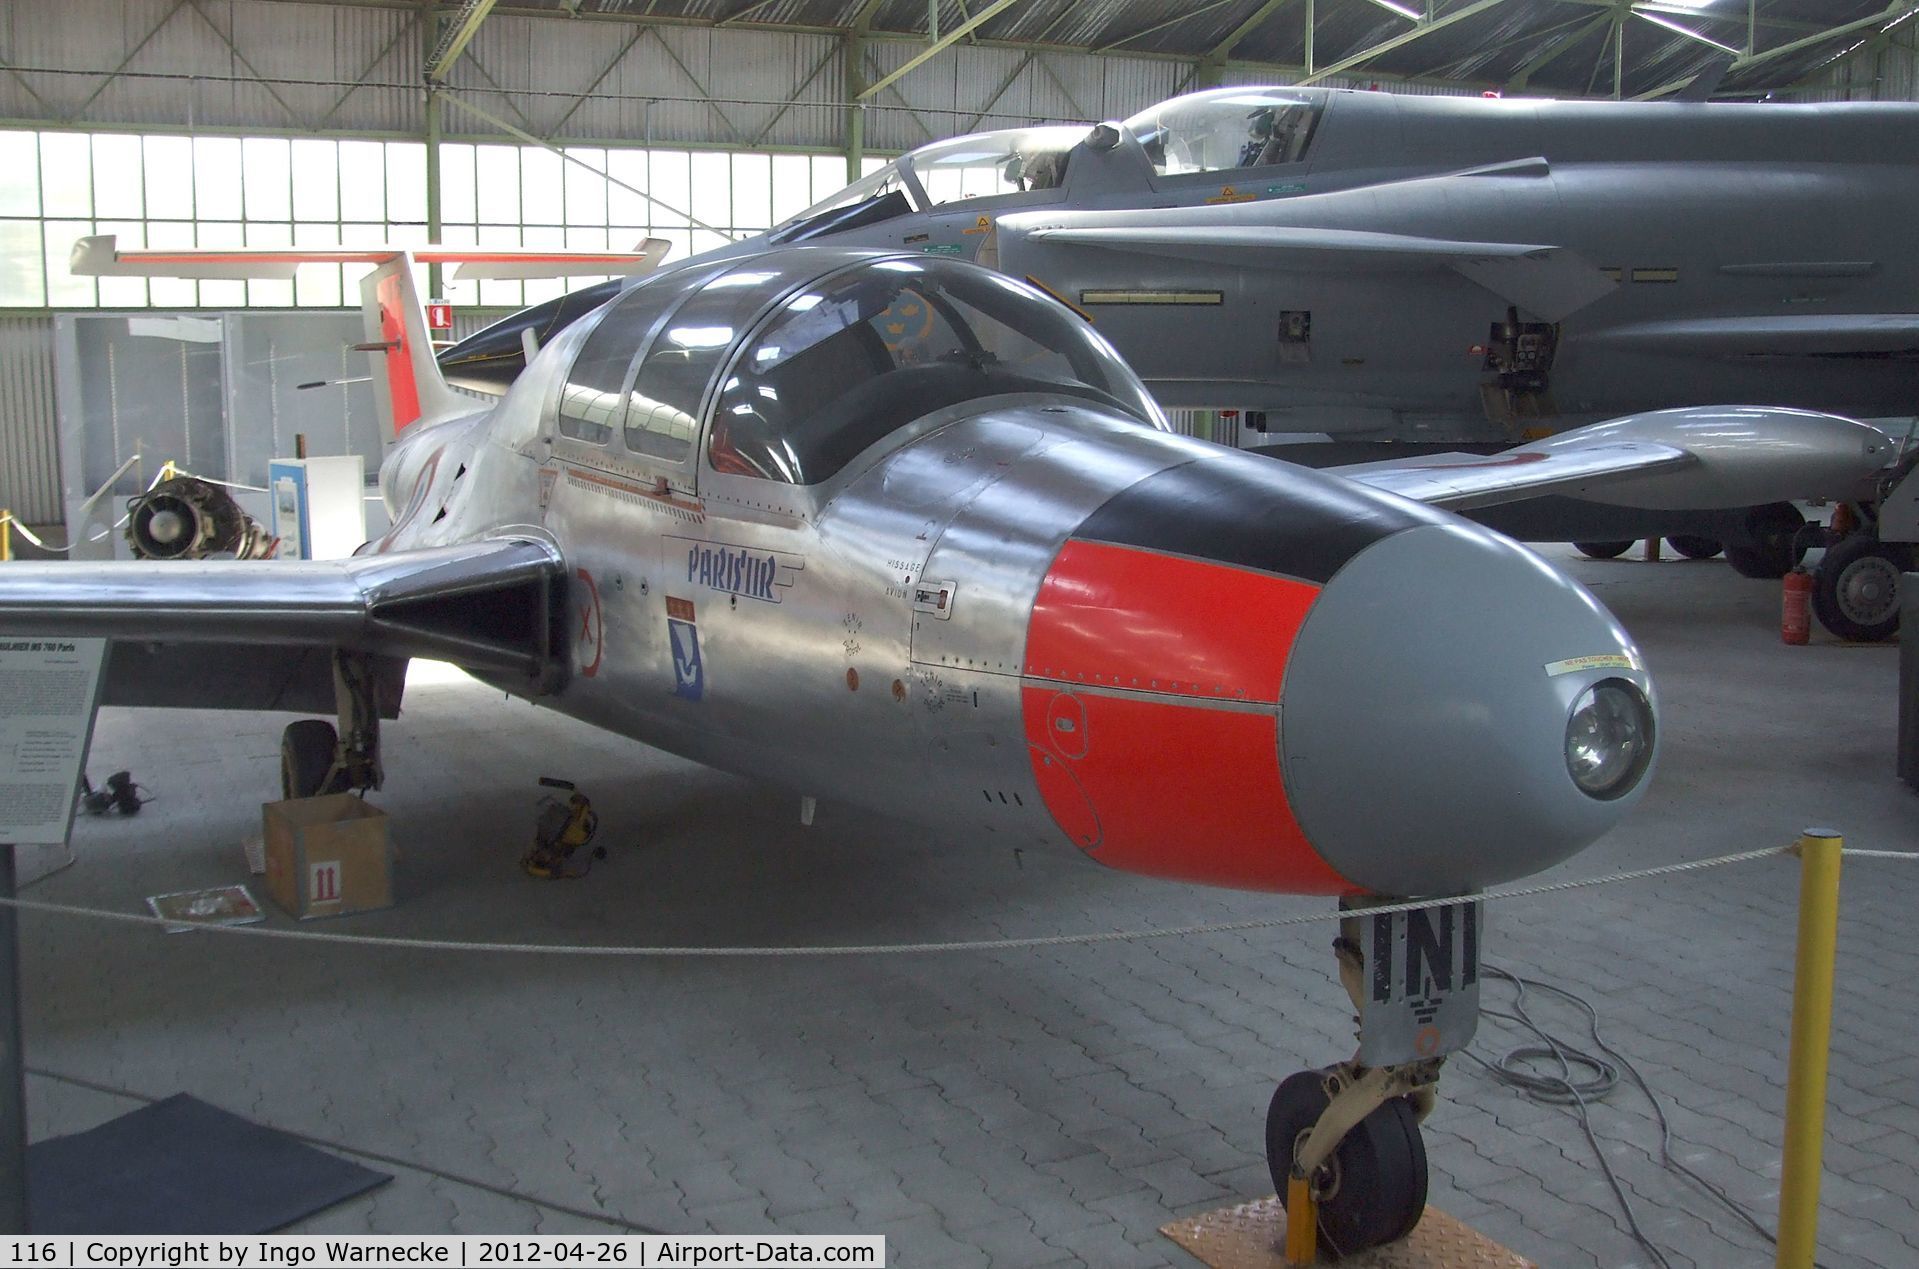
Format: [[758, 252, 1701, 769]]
[[25, 1067, 669, 1236], [1470, 965, 1832, 1269]]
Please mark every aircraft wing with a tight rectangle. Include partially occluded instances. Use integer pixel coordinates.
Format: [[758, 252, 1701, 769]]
[[1579, 314, 1919, 359], [1334, 406, 1894, 512], [0, 538, 566, 711], [1021, 225, 1614, 323]]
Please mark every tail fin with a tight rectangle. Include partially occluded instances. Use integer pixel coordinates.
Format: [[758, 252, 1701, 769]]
[[361, 254, 462, 434], [70, 235, 670, 437]]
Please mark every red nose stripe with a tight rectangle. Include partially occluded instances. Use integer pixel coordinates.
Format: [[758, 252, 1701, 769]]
[[1022, 540, 1350, 895], [1024, 540, 1318, 702]]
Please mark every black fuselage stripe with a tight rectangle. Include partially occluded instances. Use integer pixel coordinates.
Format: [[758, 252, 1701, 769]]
[[1072, 456, 1438, 585]]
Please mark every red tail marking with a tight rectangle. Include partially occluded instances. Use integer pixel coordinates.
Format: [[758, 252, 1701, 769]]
[[377, 272, 422, 433]]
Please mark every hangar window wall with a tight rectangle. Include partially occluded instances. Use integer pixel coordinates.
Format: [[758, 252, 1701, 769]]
[[0, 129, 882, 311]]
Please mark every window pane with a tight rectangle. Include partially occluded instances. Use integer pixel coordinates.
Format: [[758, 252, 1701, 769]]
[[690, 151, 729, 232], [241, 137, 291, 221], [245, 221, 293, 306], [520, 147, 564, 225], [194, 221, 246, 307], [770, 154, 812, 224], [606, 148, 648, 226], [476, 223, 523, 308], [731, 152, 771, 234], [438, 224, 479, 307], [563, 147, 607, 227], [293, 222, 344, 307], [0, 134, 39, 217], [144, 136, 195, 220], [145, 220, 198, 307], [337, 140, 386, 221], [42, 133, 94, 218], [812, 154, 847, 203], [521, 223, 564, 306], [0, 219, 45, 307], [95, 220, 147, 307], [192, 137, 243, 220], [44, 219, 96, 306], [648, 150, 691, 228], [441, 143, 476, 224], [291, 138, 339, 221], [475, 146, 519, 224], [385, 141, 425, 223], [92, 134, 144, 219]]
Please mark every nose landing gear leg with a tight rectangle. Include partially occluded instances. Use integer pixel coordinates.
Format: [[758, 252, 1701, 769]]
[[1263, 902, 1480, 1256]]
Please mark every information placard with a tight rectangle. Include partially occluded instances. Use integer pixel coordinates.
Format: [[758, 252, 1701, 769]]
[[0, 638, 107, 846]]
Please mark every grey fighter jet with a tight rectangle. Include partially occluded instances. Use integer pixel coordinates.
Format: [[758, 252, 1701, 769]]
[[439, 85, 1919, 635], [2, 239, 1889, 1252]]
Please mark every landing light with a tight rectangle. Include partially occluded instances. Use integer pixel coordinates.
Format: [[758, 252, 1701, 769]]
[[1565, 679, 1654, 800]]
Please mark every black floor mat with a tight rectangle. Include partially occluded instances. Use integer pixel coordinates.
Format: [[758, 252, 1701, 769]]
[[28, 1093, 391, 1233]]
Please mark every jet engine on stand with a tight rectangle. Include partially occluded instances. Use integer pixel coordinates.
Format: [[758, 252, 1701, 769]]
[[125, 475, 276, 561]]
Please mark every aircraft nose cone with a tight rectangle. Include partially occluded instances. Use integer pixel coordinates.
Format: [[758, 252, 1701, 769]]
[[1279, 524, 1656, 897]]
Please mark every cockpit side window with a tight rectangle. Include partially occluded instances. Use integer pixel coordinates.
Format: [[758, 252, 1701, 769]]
[[708, 260, 1162, 486], [1126, 90, 1324, 177], [621, 271, 784, 464], [556, 291, 655, 445]]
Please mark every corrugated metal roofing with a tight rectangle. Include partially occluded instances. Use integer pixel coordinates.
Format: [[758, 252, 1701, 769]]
[[398, 0, 1912, 100]]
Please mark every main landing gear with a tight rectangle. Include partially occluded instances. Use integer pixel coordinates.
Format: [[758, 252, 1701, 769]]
[[280, 651, 390, 799], [1263, 902, 1480, 1255]]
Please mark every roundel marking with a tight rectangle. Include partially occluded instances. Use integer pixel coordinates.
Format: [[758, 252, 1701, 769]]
[[575, 567, 604, 678]]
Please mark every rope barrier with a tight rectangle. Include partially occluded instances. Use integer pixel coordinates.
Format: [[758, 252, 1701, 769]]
[[2, 841, 1885, 958]]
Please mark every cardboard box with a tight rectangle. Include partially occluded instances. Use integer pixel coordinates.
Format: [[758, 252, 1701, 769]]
[[262, 793, 394, 919]]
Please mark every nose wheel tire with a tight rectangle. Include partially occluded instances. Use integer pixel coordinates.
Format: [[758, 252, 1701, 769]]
[[1665, 535, 1722, 560], [1812, 536, 1910, 642], [1265, 1070, 1428, 1256], [1573, 540, 1632, 560], [1724, 503, 1807, 579], [281, 718, 348, 800]]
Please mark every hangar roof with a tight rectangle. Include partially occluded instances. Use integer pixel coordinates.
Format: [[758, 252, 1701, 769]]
[[402, 0, 1912, 101]]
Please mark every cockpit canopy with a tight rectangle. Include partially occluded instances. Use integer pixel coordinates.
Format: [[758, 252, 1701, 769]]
[[554, 251, 1162, 488], [769, 125, 1088, 242], [1123, 87, 1325, 176]]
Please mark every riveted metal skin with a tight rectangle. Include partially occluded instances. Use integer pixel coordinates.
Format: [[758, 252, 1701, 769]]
[[1, 248, 1668, 902]]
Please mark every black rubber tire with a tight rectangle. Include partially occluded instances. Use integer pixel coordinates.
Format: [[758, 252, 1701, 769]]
[[1812, 536, 1911, 642], [1665, 535, 1722, 560], [281, 718, 343, 800], [1724, 503, 1807, 579], [1574, 540, 1633, 560], [1265, 1071, 1428, 1256]]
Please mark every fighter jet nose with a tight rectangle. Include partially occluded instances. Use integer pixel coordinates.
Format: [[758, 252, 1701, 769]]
[[1279, 524, 1656, 897]]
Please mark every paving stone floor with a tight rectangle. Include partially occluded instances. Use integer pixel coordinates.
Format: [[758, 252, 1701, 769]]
[[17, 544, 1918, 1267]]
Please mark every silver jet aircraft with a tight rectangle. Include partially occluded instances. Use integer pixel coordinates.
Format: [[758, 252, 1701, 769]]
[[1, 238, 1890, 1252]]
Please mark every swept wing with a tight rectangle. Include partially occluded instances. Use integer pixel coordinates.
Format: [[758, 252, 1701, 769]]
[[1335, 406, 1893, 512]]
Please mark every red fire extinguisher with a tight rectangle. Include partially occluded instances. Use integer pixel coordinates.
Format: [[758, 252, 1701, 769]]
[[1782, 568, 1812, 645]]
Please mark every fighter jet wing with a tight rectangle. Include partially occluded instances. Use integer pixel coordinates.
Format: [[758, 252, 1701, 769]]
[[0, 538, 565, 709], [1023, 226, 1615, 323], [1334, 406, 1893, 512], [1580, 314, 1919, 359]]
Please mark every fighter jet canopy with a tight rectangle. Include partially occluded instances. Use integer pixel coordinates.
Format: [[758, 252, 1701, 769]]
[[770, 125, 1088, 243], [558, 251, 1163, 487], [1123, 87, 1326, 176]]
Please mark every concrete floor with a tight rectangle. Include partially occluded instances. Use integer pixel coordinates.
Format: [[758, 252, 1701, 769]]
[[18, 543, 1919, 1267]]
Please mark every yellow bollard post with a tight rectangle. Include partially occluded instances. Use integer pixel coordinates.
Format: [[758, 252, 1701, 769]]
[[0, 512, 10, 563], [1776, 828, 1843, 1269], [1284, 1174, 1317, 1264]]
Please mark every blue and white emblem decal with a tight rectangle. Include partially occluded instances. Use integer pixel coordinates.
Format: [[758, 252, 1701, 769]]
[[666, 595, 703, 700]]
